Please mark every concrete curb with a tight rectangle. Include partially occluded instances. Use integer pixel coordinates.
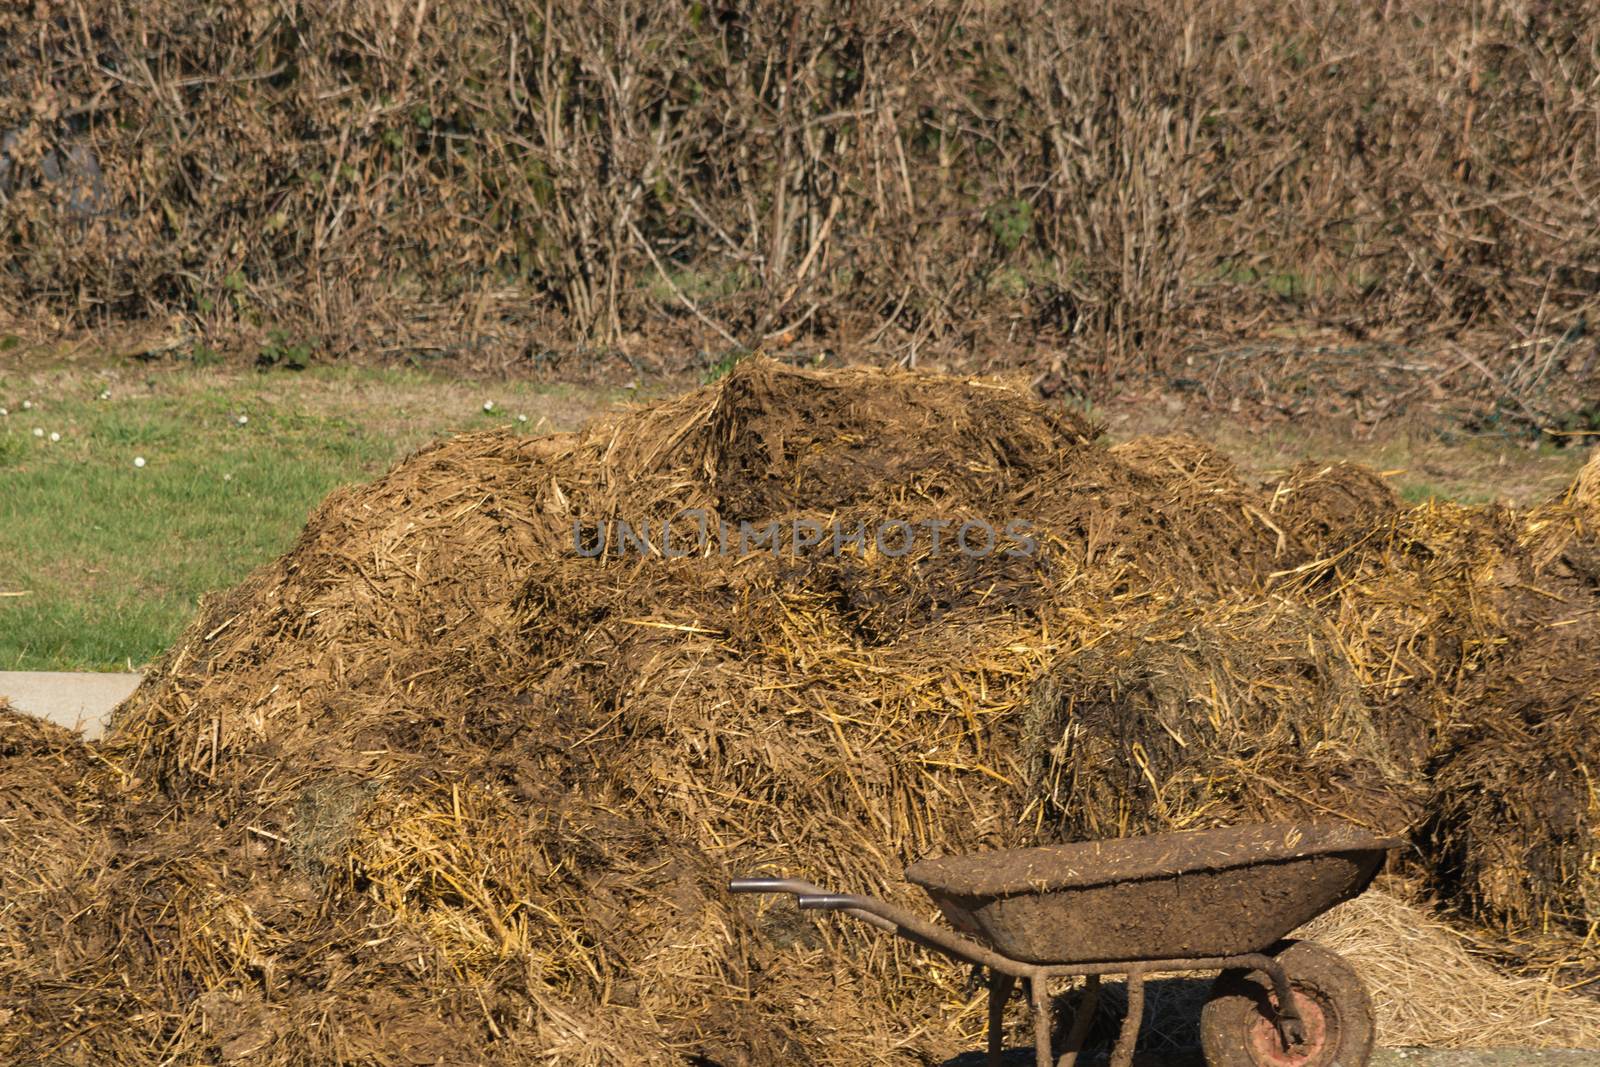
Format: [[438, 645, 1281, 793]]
[[0, 671, 143, 740]]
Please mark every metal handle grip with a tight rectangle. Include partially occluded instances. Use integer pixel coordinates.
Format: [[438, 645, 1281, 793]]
[[730, 876, 1023, 975], [727, 876, 825, 896]]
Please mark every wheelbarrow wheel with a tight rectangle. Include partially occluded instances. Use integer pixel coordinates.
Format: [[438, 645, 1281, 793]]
[[1200, 939, 1374, 1067]]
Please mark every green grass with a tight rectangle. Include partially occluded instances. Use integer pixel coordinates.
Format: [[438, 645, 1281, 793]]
[[1397, 482, 1498, 507], [0, 366, 623, 670], [642, 264, 755, 305]]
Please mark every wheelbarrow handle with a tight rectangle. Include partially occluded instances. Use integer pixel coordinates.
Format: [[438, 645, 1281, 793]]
[[727, 876, 826, 896], [730, 878, 1029, 977]]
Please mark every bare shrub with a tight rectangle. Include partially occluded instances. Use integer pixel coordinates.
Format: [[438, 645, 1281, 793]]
[[1, 1, 1597, 374]]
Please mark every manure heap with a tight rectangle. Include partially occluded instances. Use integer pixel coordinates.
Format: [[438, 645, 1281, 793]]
[[2, 360, 1596, 1065]]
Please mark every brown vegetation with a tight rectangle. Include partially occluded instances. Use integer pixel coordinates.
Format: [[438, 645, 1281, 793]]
[[1, 361, 1596, 1064], [3, 2, 1599, 403]]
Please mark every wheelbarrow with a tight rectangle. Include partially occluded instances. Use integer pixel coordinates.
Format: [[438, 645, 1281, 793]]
[[730, 820, 1399, 1067]]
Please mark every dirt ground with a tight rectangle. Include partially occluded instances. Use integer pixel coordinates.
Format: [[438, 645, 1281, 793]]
[[943, 1048, 1600, 1065], [1095, 387, 1592, 508], [1372, 1053, 1600, 1066]]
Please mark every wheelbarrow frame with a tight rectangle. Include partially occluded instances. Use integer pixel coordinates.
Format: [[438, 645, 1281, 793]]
[[730, 875, 1307, 1067]]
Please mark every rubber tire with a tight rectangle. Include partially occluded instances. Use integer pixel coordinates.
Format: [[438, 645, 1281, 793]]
[[1199, 939, 1375, 1067]]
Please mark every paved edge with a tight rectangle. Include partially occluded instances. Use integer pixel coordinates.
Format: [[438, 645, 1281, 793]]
[[0, 671, 143, 740], [1374, 1053, 1600, 1066]]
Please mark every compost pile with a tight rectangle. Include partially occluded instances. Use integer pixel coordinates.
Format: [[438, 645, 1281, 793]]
[[2, 360, 1597, 1066]]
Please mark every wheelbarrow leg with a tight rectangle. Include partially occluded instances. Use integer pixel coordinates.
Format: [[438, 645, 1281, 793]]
[[1259, 955, 1308, 1045], [986, 971, 1016, 1067], [1106, 968, 1145, 1067], [1029, 972, 1055, 1067], [1055, 975, 1099, 1067]]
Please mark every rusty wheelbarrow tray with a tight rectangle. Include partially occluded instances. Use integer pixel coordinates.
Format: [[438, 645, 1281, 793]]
[[730, 820, 1400, 1067]]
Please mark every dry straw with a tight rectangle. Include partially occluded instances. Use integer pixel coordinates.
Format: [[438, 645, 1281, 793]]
[[1, 362, 1596, 1064], [1302, 886, 1600, 1049]]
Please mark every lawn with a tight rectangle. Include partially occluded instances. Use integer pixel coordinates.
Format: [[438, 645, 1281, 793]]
[[0, 364, 624, 670]]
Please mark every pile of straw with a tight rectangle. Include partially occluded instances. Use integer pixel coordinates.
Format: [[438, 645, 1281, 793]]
[[1025, 597, 1423, 842], [1428, 622, 1600, 937], [1302, 885, 1600, 1048], [1, 361, 1595, 1064], [1266, 460, 1401, 555]]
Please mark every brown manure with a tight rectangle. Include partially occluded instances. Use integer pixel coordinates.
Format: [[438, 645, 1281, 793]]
[[1278, 500, 1561, 770], [1105, 434, 1312, 587], [1265, 460, 1400, 555], [1572, 450, 1600, 511], [1, 360, 1597, 1064], [1025, 597, 1424, 843], [1427, 622, 1600, 947]]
